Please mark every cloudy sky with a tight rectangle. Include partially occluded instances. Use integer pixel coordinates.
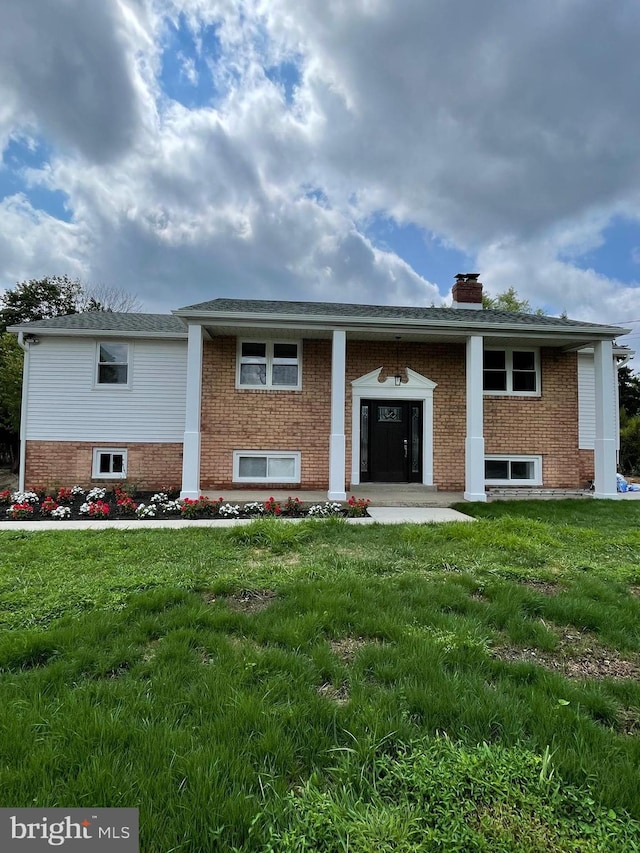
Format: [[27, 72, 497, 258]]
[[2, 0, 640, 347]]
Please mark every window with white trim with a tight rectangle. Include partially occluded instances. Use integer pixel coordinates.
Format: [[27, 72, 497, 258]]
[[485, 455, 542, 486], [97, 342, 129, 385], [483, 348, 539, 395], [233, 451, 301, 483], [92, 448, 128, 479], [237, 341, 301, 389]]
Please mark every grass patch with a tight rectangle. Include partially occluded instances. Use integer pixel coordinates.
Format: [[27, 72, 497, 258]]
[[261, 736, 640, 852], [2, 502, 640, 850]]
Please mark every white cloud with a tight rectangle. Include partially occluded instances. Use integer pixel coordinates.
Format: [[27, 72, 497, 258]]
[[0, 0, 639, 329]]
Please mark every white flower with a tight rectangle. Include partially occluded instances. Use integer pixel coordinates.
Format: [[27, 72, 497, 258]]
[[244, 501, 265, 515], [136, 504, 156, 518], [10, 491, 39, 504], [219, 503, 240, 517], [86, 487, 106, 501], [79, 502, 90, 515], [160, 500, 182, 514], [50, 506, 71, 519], [308, 502, 343, 517], [71, 486, 85, 496], [150, 492, 168, 504]]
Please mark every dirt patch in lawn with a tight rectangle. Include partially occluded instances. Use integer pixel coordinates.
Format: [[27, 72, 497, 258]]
[[520, 580, 562, 596], [223, 589, 278, 614], [317, 680, 350, 705], [492, 625, 640, 680], [329, 636, 380, 664]]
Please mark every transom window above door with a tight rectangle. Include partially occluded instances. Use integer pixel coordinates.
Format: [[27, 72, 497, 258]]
[[237, 341, 301, 389]]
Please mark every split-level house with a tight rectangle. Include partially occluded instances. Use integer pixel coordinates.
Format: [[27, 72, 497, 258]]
[[9, 274, 629, 501]]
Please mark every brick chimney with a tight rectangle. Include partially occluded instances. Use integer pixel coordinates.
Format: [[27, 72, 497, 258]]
[[451, 273, 483, 310]]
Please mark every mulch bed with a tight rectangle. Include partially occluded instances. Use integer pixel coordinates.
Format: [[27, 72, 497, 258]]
[[0, 489, 369, 522]]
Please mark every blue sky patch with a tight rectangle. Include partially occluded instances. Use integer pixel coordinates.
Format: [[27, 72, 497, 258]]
[[265, 60, 301, 105], [567, 216, 640, 285], [160, 14, 223, 108], [1, 138, 71, 222], [363, 214, 475, 296]]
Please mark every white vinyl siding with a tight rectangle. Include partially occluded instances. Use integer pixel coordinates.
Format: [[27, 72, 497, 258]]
[[25, 337, 187, 442], [577, 352, 620, 451]]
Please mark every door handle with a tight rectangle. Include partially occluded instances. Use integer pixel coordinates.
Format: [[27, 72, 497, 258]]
[[403, 438, 408, 459]]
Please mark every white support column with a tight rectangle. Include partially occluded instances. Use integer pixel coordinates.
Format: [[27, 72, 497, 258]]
[[464, 334, 487, 502], [328, 329, 347, 500], [593, 340, 619, 499], [180, 324, 204, 500], [17, 333, 30, 493]]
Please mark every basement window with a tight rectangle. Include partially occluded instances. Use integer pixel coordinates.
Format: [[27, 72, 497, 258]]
[[485, 455, 541, 486], [233, 451, 301, 483], [92, 448, 128, 479]]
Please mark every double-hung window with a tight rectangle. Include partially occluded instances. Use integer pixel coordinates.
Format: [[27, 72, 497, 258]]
[[483, 348, 539, 395], [97, 342, 129, 386], [238, 341, 301, 389]]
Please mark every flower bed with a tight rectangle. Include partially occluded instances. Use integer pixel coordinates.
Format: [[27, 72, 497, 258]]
[[0, 486, 371, 522]]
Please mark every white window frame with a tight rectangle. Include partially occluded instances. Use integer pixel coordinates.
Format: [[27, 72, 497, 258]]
[[92, 448, 128, 479], [485, 454, 542, 486], [483, 347, 540, 397], [236, 340, 302, 390], [233, 451, 301, 484], [95, 341, 130, 388]]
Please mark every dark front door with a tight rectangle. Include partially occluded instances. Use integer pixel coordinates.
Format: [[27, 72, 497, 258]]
[[360, 400, 422, 483]]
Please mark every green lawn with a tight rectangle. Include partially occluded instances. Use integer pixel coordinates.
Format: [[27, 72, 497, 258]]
[[1, 503, 640, 851]]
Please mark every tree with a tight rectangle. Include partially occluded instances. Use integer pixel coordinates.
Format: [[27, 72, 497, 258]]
[[0, 276, 143, 333], [482, 286, 545, 315], [618, 365, 640, 419], [0, 275, 83, 334]]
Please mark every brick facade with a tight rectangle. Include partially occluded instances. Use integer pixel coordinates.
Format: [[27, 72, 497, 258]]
[[199, 337, 332, 489], [199, 337, 583, 492], [578, 449, 595, 485], [484, 350, 582, 488], [25, 441, 183, 491], [24, 340, 585, 493]]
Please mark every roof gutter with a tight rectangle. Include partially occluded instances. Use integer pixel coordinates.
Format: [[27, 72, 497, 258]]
[[173, 309, 629, 339], [7, 327, 188, 340]]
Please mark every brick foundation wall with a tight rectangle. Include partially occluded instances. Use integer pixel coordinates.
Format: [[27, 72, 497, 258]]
[[578, 449, 595, 486], [25, 441, 183, 492]]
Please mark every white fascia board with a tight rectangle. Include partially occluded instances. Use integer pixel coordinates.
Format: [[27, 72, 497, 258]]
[[6, 328, 188, 340], [175, 309, 628, 340]]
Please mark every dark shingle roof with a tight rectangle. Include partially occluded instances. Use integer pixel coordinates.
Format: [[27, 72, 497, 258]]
[[8, 312, 186, 334], [175, 298, 624, 332], [7, 301, 628, 337]]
